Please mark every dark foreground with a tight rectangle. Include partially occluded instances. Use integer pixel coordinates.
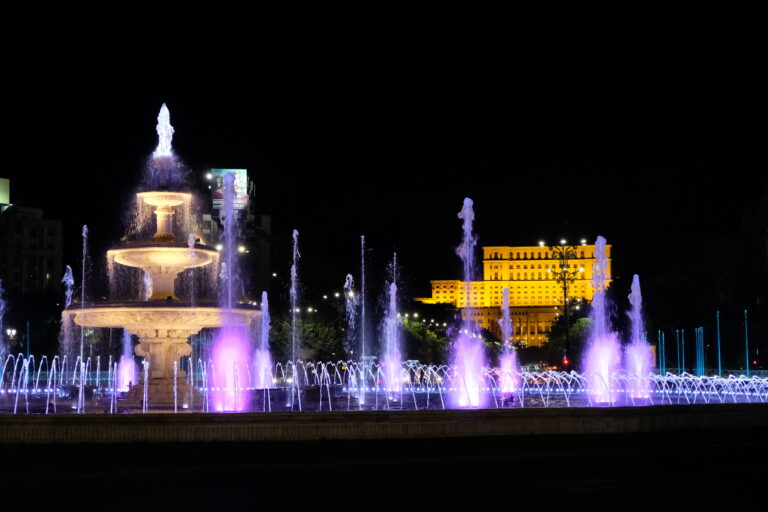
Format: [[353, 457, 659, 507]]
[[1, 405, 767, 507]]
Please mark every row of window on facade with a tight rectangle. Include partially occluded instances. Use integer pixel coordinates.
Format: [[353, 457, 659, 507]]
[[487, 251, 593, 260], [492, 272, 589, 281], [489, 263, 585, 271]]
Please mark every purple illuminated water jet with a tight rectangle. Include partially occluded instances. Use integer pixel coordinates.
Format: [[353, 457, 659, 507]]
[[625, 274, 653, 399], [116, 329, 137, 392], [212, 326, 250, 412], [212, 172, 251, 411], [0, 279, 6, 359], [498, 288, 519, 393], [450, 198, 488, 408], [583, 235, 620, 404]]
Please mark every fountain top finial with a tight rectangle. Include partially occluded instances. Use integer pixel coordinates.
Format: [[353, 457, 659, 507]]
[[153, 103, 175, 158]]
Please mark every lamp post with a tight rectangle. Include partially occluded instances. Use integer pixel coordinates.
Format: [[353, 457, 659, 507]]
[[5, 327, 17, 354], [547, 239, 586, 366]]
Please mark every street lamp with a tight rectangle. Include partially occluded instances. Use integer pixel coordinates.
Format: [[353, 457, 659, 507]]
[[548, 241, 584, 366]]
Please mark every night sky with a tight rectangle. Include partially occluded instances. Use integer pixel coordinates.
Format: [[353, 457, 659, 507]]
[[2, 6, 763, 317]]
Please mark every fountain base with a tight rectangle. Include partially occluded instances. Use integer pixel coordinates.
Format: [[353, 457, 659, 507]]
[[123, 379, 201, 410]]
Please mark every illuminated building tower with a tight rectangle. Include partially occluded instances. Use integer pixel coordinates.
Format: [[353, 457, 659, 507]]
[[416, 240, 612, 347]]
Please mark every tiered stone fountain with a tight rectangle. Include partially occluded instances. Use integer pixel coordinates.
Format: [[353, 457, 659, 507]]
[[64, 106, 259, 409]]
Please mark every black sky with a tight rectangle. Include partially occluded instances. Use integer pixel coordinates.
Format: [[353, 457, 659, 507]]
[[1, 6, 764, 308]]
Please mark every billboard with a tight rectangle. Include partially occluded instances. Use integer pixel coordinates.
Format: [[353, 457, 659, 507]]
[[0, 178, 8, 205], [211, 169, 248, 212]]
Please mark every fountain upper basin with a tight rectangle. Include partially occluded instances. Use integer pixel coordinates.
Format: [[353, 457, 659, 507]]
[[109, 243, 217, 270], [108, 243, 219, 300], [136, 191, 191, 208]]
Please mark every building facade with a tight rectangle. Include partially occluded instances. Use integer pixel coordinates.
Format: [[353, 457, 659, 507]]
[[416, 243, 612, 347], [0, 205, 63, 295], [200, 170, 271, 301]]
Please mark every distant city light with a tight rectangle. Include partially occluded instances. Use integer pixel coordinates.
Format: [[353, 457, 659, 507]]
[[560, 239, 566, 245], [538, 241, 545, 247], [238, 245, 246, 253], [334, 292, 340, 298], [215, 244, 223, 251], [322, 295, 328, 299], [272, 272, 277, 277], [348, 291, 355, 298], [206, 172, 212, 180], [580, 239, 587, 245]]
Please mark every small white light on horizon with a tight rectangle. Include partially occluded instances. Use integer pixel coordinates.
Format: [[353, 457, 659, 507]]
[[206, 173, 213, 180], [560, 239, 567, 245], [215, 244, 223, 251], [238, 245, 246, 253], [272, 273, 277, 277], [538, 241, 545, 247]]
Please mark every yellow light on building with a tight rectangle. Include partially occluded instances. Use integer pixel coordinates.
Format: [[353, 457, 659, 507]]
[[415, 242, 612, 347]]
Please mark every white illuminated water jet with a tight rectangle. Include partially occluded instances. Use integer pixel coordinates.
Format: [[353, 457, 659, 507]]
[[153, 103, 174, 159], [62, 266, 74, 307], [290, 229, 300, 363], [80, 225, 88, 361], [360, 235, 367, 361], [381, 255, 401, 397], [625, 274, 653, 399], [253, 291, 273, 390], [343, 274, 357, 357]]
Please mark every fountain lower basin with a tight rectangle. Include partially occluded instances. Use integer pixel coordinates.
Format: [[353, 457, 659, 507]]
[[65, 302, 259, 406]]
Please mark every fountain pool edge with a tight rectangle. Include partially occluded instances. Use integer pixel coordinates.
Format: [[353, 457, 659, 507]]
[[1, 403, 767, 444]]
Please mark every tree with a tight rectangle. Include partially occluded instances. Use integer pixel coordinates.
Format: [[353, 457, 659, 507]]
[[401, 320, 448, 364], [269, 315, 345, 361], [544, 314, 592, 366]]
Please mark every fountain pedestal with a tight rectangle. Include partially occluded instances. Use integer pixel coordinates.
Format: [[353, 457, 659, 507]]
[[134, 328, 195, 379]]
